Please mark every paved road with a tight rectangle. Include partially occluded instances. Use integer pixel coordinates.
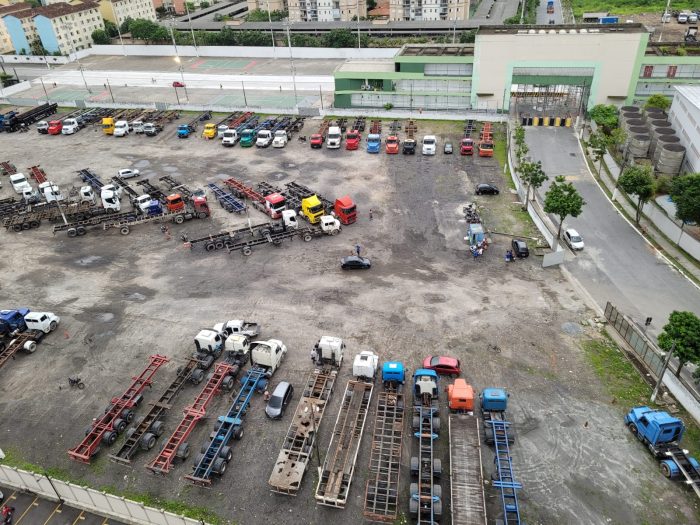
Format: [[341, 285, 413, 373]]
[[472, 0, 520, 24], [525, 127, 700, 337], [535, 0, 564, 24]]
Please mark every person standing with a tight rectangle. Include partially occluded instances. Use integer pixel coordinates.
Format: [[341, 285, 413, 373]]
[[355, 244, 361, 257], [369, 209, 373, 221]]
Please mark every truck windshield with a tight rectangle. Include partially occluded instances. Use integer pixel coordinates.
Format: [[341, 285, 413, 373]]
[[387, 139, 397, 144], [480, 143, 494, 150], [424, 139, 435, 145], [347, 133, 357, 140], [309, 204, 324, 214], [342, 205, 356, 214], [328, 134, 340, 139]]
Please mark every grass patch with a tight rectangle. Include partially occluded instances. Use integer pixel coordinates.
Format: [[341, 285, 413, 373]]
[[572, 0, 697, 17]]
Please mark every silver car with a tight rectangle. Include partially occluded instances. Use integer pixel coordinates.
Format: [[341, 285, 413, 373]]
[[265, 381, 294, 419]]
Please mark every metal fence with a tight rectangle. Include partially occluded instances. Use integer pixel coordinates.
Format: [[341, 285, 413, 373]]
[[604, 301, 666, 379], [0, 465, 206, 525]]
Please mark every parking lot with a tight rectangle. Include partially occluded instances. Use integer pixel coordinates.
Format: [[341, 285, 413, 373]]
[[0, 112, 697, 525]]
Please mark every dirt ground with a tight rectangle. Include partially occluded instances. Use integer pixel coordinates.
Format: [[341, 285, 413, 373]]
[[0, 113, 697, 525], [626, 12, 696, 42]]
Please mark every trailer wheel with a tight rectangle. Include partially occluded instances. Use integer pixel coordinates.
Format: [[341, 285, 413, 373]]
[[409, 498, 418, 516], [126, 427, 136, 440], [174, 214, 185, 225], [660, 461, 675, 479], [49, 320, 58, 331], [219, 446, 233, 462], [140, 433, 157, 451], [193, 453, 204, 467], [67, 228, 78, 237], [197, 212, 207, 219], [234, 427, 244, 440], [272, 239, 282, 246], [432, 417, 441, 433], [176, 443, 190, 460], [433, 483, 442, 499], [331, 229, 339, 236], [21, 222, 30, 230], [29, 220, 40, 229], [410, 456, 419, 477], [190, 369, 205, 384], [133, 394, 144, 406], [242, 246, 252, 256], [215, 241, 224, 250], [433, 459, 442, 478], [120, 226, 130, 235], [213, 458, 227, 475], [114, 418, 127, 434], [151, 420, 164, 437], [103, 431, 117, 445], [433, 499, 443, 518], [628, 423, 638, 437], [76, 226, 87, 236], [303, 232, 312, 242], [121, 409, 134, 423], [24, 341, 37, 353], [409, 482, 418, 497], [412, 416, 420, 431], [205, 243, 216, 252], [221, 375, 235, 391]]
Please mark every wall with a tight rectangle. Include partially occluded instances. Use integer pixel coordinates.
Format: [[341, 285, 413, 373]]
[[0, 53, 69, 64], [34, 15, 59, 54], [668, 89, 700, 173], [2, 14, 30, 55], [87, 44, 400, 59], [474, 29, 645, 110]]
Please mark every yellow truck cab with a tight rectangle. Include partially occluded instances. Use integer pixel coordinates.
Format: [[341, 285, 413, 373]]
[[102, 117, 115, 135], [301, 195, 325, 224], [202, 123, 217, 139]]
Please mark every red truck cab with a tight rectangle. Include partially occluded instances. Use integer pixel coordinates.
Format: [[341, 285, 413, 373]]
[[385, 136, 399, 154], [310, 134, 324, 148], [48, 120, 63, 135], [345, 130, 361, 150], [192, 195, 210, 217], [460, 137, 474, 155], [334, 195, 356, 225], [264, 193, 286, 219], [166, 193, 186, 212]]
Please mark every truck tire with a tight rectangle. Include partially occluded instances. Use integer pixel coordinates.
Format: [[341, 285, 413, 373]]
[[331, 229, 339, 236], [412, 416, 421, 431], [215, 241, 224, 250], [218, 446, 233, 462], [11, 224, 22, 232], [113, 418, 127, 434], [193, 453, 204, 467], [242, 246, 252, 256], [67, 228, 77, 237], [133, 394, 144, 406], [49, 320, 58, 331], [126, 427, 136, 439], [234, 427, 244, 440], [120, 226, 130, 235], [140, 433, 157, 451], [433, 483, 442, 499], [205, 242, 216, 252], [21, 222, 30, 230], [303, 232, 312, 242], [410, 456, 419, 477], [222, 375, 235, 391], [409, 498, 418, 516], [433, 499, 443, 518], [628, 423, 638, 437], [23, 341, 37, 353], [151, 420, 164, 437], [484, 426, 494, 445], [213, 458, 227, 475], [410, 482, 418, 497], [260, 228, 271, 237], [200, 354, 215, 370], [76, 226, 87, 236], [190, 369, 205, 384], [103, 431, 117, 445], [201, 443, 210, 454], [432, 417, 441, 433], [433, 459, 442, 478], [121, 409, 134, 423], [174, 214, 185, 225], [661, 462, 674, 479], [176, 443, 190, 460], [197, 212, 207, 219], [29, 220, 40, 229]]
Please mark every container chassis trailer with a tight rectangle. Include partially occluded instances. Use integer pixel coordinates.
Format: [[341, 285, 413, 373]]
[[448, 414, 487, 525]]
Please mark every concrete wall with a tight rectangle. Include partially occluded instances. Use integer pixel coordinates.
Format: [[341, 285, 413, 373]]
[[34, 15, 59, 54], [0, 54, 69, 65], [88, 44, 400, 59], [668, 89, 700, 174], [474, 29, 644, 110]]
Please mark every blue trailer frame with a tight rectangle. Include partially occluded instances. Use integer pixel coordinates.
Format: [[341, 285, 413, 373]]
[[206, 184, 246, 213]]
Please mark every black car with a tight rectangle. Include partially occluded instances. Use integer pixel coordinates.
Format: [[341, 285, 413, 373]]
[[265, 381, 294, 419], [476, 183, 499, 195], [341, 255, 371, 270], [512, 239, 529, 258]]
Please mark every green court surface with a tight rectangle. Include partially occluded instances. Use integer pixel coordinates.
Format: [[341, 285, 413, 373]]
[[48, 88, 90, 102], [192, 59, 253, 70], [212, 92, 300, 108]]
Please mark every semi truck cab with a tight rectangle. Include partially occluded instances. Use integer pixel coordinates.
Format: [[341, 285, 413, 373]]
[[202, 123, 217, 139], [240, 129, 256, 147], [250, 339, 287, 375], [61, 118, 80, 134], [102, 117, 115, 135], [301, 195, 325, 223], [113, 120, 130, 137], [345, 130, 361, 150], [47, 120, 63, 135], [334, 195, 357, 224], [221, 129, 239, 146], [256, 129, 273, 147], [367, 134, 381, 153], [326, 126, 342, 148], [313, 336, 345, 367]]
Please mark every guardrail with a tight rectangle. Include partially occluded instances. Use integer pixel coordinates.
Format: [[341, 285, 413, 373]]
[[0, 465, 207, 525]]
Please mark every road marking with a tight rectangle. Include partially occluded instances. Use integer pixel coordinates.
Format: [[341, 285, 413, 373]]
[[101, 518, 109, 524], [43, 503, 63, 525], [71, 510, 85, 525], [576, 136, 700, 294], [14, 496, 38, 524]]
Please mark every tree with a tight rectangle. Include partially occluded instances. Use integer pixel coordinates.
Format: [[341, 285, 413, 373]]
[[459, 30, 476, 44], [645, 94, 671, 112], [658, 311, 700, 378], [589, 104, 619, 133], [586, 130, 608, 176], [367, 0, 376, 9], [323, 29, 357, 48], [0, 72, 16, 87], [200, 1, 210, 7], [120, 17, 133, 34], [670, 173, 700, 227], [29, 38, 47, 56], [544, 175, 586, 241], [129, 19, 163, 43], [186, 2, 196, 12], [103, 20, 119, 37], [518, 160, 548, 209], [618, 165, 654, 224], [91, 29, 111, 45]]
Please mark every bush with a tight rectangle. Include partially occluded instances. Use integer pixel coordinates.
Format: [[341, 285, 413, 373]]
[[384, 103, 393, 110], [589, 104, 619, 133], [91, 29, 111, 45], [459, 30, 476, 43], [655, 176, 672, 196]]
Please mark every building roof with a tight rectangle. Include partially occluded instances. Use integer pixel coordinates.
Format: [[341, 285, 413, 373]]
[[368, 6, 389, 17], [675, 85, 700, 110], [34, 1, 99, 19], [478, 23, 645, 35], [399, 44, 474, 56], [336, 59, 394, 73], [0, 2, 32, 16]]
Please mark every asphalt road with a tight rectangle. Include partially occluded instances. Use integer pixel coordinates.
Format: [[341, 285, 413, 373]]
[[525, 127, 700, 336], [535, 0, 564, 24]]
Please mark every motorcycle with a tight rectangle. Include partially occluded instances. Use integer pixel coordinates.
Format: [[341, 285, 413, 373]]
[[68, 377, 85, 389]]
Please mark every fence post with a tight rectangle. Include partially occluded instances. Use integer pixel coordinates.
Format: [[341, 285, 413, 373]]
[[651, 341, 675, 403], [44, 471, 64, 504]]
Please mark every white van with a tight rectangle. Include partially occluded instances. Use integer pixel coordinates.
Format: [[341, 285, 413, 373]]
[[221, 129, 239, 147], [113, 120, 130, 137]]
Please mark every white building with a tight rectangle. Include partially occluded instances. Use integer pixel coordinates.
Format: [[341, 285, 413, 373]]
[[33, 1, 104, 54], [288, 0, 366, 22], [98, 0, 157, 27], [389, 0, 469, 21], [668, 85, 700, 175]]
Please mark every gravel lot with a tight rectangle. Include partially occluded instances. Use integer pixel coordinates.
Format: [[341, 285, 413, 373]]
[[0, 113, 697, 525]]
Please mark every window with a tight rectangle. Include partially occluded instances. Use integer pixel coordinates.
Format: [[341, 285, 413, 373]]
[[642, 65, 653, 78], [668, 65, 677, 78]]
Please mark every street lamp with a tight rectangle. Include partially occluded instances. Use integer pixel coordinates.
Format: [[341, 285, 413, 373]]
[[265, 0, 276, 58], [356, 0, 361, 48], [183, 2, 199, 57], [108, 1, 127, 56], [284, 20, 298, 109], [169, 19, 180, 61]]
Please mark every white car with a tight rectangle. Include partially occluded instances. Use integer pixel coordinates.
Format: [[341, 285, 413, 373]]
[[118, 168, 140, 179], [422, 135, 437, 155], [9, 173, 31, 194], [564, 228, 584, 250]]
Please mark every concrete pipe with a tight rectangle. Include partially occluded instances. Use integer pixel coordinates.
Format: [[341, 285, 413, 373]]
[[650, 127, 676, 159], [656, 144, 685, 175], [621, 106, 640, 113], [628, 134, 651, 158], [624, 118, 646, 132], [653, 134, 681, 163], [644, 107, 666, 121]]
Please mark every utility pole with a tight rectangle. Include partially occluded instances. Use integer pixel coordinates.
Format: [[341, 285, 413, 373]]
[[241, 80, 248, 106], [39, 77, 49, 103], [651, 341, 675, 403], [183, 2, 200, 56], [659, 0, 672, 42], [357, 0, 361, 49], [520, 0, 526, 24], [284, 21, 298, 108], [265, 0, 276, 58], [106, 78, 115, 103], [109, 1, 127, 56]]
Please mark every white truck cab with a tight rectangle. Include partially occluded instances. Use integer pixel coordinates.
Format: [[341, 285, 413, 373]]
[[134, 194, 153, 213], [256, 129, 273, 147], [281, 209, 299, 229], [326, 126, 342, 149], [24, 311, 60, 333], [132, 121, 145, 134], [100, 188, 121, 212], [113, 120, 130, 137], [39, 181, 64, 203], [194, 329, 224, 354], [36, 121, 49, 133], [22, 186, 41, 204], [272, 130, 289, 148], [250, 339, 287, 375], [213, 320, 260, 338], [313, 335, 345, 367], [80, 186, 96, 205], [222, 129, 239, 147], [225, 334, 251, 359], [319, 215, 341, 235], [10, 173, 32, 194], [102, 183, 123, 200], [217, 124, 229, 138], [61, 118, 80, 135], [352, 350, 379, 381], [422, 135, 437, 155]]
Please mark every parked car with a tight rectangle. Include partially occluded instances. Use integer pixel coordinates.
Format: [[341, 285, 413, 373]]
[[265, 381, 294, 419], [117, 168, 140, 179], [475, 183, 499, 195], [422, 135, 437, 155], [512, 239, 530, 258], [564, 228, 584, 250], [172, 81, 185, 88], [444, 141, 453, 154], [341, 255, 371, 270], [422, 355, 461, 377]]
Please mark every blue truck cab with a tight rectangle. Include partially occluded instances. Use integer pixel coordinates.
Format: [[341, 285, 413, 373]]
[[481, 387, 509, 412], [178, 124, 194, 138], [147, 200, 164, 216], [382, 361, 405, 387], [0, 308, 30, 335], [367, 134, 381, 153]]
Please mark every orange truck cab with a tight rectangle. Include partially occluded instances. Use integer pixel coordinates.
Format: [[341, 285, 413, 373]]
[[334, 195, 357, 224], [385, 135, 399, 154], [166, 194, 186, 212], [478, 139, 494, 157], [345, 130, 361, 150], [447, 378, 475, 413], [48, 120, 63, 135], [460, 137, 474, 155]]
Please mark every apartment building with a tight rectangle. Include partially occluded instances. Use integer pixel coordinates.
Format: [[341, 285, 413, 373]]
[[35, 2, 104, 54], [0, 1, 31, 53], [98, 0, 156, 27], [389, 0, 469, 21], [2, 5, 39, 55], [246, 0, 287, 13], [288, 0, 366, 22]]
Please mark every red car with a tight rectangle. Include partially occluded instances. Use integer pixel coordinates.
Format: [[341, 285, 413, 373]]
[[310, 133, 324, 148], [172, 81, 185, 88], [422, 355, 461, 377]]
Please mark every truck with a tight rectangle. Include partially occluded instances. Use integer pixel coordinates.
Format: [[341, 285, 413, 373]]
[[223, 177, 286, 219], [39, 181, 64, 203], [4, 103, 57, 132], [310, 119, 331, 148], [114, 120, 130, 137], [9, 173, 31, 194], [385, 135, 399, 154], [221, 129, 239, 146], [363, 361, 405, 521], [346, 129, 361, 150], [301, 195, 326, 224], [367, 134, 381, 154], [334, 195, 357, 225], [143, 122, 163, 136], [410, 369, 443, 523], [625, 407, 700, 496], [326, 126, 342, 149], [202, 123, 217, 140], [102, 195, 209, 235], [272, 130, 289, 148], [213, 320, 260, 338], [177, 120, 198, 138], [0, 308, 31, 336], [256, 129, 274, 148], [478, 123, 494, 157], [102, 117, 115, 135], [47, 120, 63, 135], [61, 118, 81, 135], [206, 183, 246, 213], [0, 314, 58, 371], [315, 350, 376, 508], [239, 128, 258, 147], [546, 0, 554, 13], [269, 337, 343, 495], [36, 121, 49, 134]]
